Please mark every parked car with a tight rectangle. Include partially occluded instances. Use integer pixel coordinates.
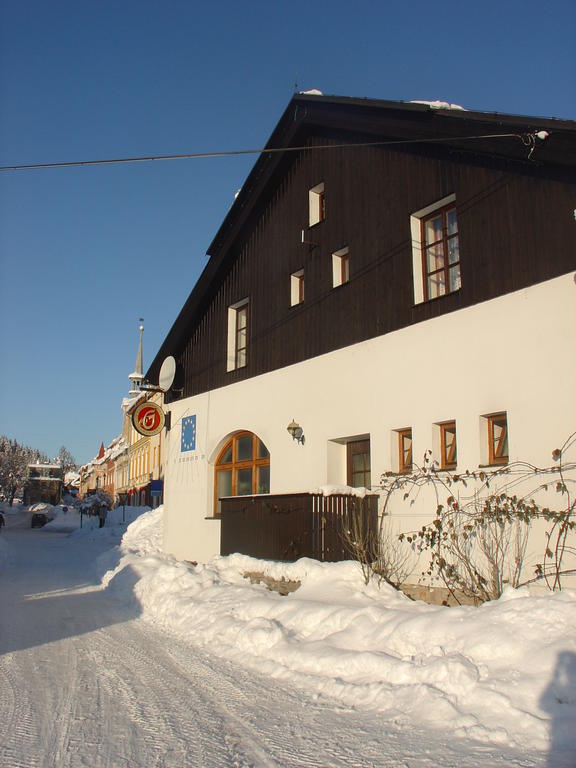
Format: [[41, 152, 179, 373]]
[[31, 513, 49, 528]]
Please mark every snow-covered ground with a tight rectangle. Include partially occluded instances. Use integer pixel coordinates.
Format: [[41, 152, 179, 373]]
[[1, 505, 575, 767]]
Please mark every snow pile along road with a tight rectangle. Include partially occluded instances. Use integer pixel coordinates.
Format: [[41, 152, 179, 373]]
[[102, 508, 576, 757]]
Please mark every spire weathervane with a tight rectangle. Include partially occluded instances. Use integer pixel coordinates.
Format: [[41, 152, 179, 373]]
[[128, 318, 145, 395]]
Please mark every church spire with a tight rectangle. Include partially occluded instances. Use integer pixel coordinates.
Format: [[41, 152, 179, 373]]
[[128, 318, 144, 395]]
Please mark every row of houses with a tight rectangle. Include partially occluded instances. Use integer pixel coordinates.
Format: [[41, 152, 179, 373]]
[[78, 324, 165, 508], [88, 93, 576, 594]]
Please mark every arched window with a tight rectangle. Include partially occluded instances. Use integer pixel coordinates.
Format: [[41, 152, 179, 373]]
[[214, 431, 270, 516]]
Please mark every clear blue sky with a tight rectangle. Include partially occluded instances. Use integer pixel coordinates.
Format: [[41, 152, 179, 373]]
[[1, 0, 574, 465]]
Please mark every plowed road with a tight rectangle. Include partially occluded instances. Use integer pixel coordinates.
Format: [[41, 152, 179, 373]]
[[0, 526, 544, 767]]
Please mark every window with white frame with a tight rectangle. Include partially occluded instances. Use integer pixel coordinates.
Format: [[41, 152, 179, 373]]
[[309, 182, 326, 227], [290, 269, 305, 306], [410, 194, 461, 303], [332, 247, 350, 288], [226, 299, 249, 372]]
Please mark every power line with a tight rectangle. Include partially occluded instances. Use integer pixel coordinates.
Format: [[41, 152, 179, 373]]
[[0, 132, 533, 173]]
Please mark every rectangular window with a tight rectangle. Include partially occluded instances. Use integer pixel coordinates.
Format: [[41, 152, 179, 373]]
[[421, 205, 460, 300], [236, 467, 253, 495], [290, 269, 305, 306], [410, 194, 461, 304], [398, 428, 413, 474], [347, 439, 371, 488], [487, 413, 509, 465], [332, 247, 350, 288], [235, 305, 248, 368], [309, 182, 325, 227], [439, 421, 457, 470], [226, 299, 249, 372], [257, 465, 270, 494]]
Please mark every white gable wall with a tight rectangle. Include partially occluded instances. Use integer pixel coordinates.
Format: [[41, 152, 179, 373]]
[[162, 273, 576, 574]]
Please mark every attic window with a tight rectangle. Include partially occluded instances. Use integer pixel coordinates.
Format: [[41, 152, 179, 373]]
[[309, 183, 325, 227], [332, 247, 350, 288], [290, 270, 305, 306], [226, 299, 249, 372], [410, 194, 461, 304]]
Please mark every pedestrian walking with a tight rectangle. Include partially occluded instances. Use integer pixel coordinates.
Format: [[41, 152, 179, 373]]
[[98, 506, 107, 529]]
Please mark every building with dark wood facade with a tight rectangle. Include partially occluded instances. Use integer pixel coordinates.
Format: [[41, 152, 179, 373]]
[[147, 94, 576, 579], [23, 463, 63, 506]]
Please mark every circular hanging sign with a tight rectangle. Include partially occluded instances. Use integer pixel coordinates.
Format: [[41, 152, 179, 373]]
[[132, 401, 165, 437]]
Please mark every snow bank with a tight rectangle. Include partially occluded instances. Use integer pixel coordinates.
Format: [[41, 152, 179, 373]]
[[46, 504, 152, 536], [102, 508, 576, 756]]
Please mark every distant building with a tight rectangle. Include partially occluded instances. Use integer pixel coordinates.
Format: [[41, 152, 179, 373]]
[[79, 321, 165, 509], [23, 463, 63, 505]]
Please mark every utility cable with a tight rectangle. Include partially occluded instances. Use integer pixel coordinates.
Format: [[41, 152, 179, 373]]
[[0, 132, 544, 173]]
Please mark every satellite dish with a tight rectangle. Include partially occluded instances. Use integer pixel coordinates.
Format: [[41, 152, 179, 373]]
[[158, 356, 177, 392]]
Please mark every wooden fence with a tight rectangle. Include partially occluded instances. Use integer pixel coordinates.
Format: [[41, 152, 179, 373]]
[[220, 492, 379, 562]]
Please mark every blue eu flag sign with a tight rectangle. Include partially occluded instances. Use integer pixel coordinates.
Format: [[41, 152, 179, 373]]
[[181, 415, 196, 452]]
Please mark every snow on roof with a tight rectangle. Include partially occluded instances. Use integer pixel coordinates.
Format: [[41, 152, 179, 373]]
[[299, 89, 323, 96], [93, 435, 127, 465], [122, 393, 144, 413], [65, 471, 81, 485], [409, 100, 467, 111]]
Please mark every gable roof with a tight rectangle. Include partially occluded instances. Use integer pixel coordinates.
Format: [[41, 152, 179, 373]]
[[147, 93, 576, 383]]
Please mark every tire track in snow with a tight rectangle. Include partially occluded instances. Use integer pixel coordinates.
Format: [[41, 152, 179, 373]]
[[0, 654, 43, 768], [65, 625, 208, 768], [42, 632, 82, 768], [85, 623, 243, 767], [115, 619, 389, 768], [0, 529, 551, 768]]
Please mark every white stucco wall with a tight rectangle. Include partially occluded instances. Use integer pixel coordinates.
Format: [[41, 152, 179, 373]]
[[162, 273, 576, 577]]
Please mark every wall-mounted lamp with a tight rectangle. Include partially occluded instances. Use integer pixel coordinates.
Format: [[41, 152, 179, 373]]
[[287, 419, 305, 445]]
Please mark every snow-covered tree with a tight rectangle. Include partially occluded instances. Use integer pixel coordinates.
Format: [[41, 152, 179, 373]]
[[80, 489, 113, 511], [1, 438, 29, 505], [57, 445, 77, 475], [0, 436, 52, 505]]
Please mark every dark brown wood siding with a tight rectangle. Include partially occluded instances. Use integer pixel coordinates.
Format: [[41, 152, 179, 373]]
[[172, 138, 575, 401]]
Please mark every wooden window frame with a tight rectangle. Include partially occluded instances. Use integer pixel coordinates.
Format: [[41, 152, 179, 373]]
[[332, 247, 350, 288], [398, 428, 413, 474], [487, 413, 509, 465], [317, 189, 326, 223], [290, 269, 305, 306], [214, 431, 270, 516], [227, 299, 249, 372], [346, 439, 371, 489], [235, 304, 248, 369], [309, 182, 326, 227], [298, 273, 304, 303], [439, 421, 457, 470], [421, 204, 460, 301], [340, 251, 350, 285]]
